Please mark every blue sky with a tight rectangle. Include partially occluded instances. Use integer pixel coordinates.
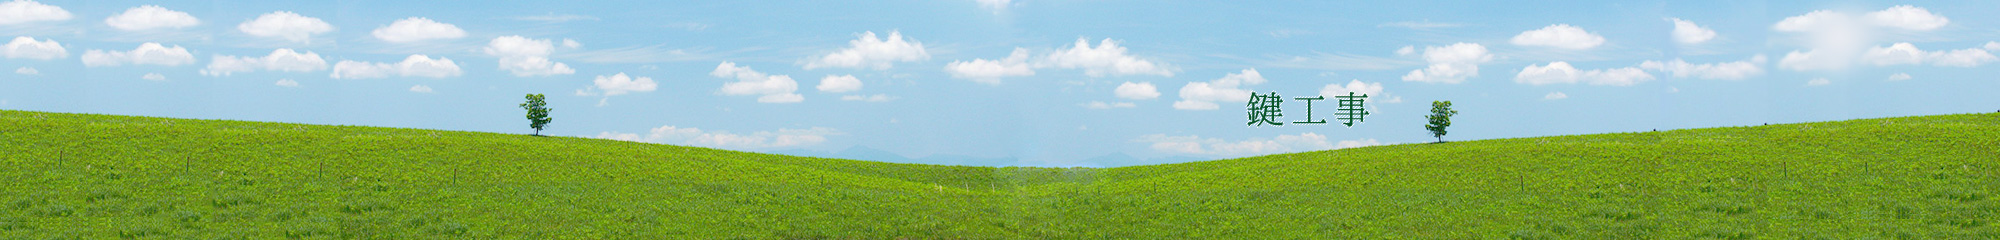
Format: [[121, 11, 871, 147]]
[[3, 0, 1997, 167]]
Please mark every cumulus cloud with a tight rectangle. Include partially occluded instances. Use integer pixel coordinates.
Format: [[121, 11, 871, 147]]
[[1865, 5, 1949, 31], [237, 11, 333, 43], [805, 31, 928, 70], [409, 85, 433, 93], [1136, 133, 1380, 157], [1511, 24, 1605, 49], [1668, 18, 1716, 44], [1773, 6, 1958, 71], [1319, 79, 1384, 102], [1173, 69, 1264, 110], [105, 5, 198, 30], [0, 0, 70, 25], [595, 125, 840, 150], [1544, 92, 1567, 100], [1040, 38, 1175, 77], [1114, 81, 1159, 100], [484, 35, 575, 77], [573, 73, 656, 96], [1401, 43, 1491, 84], [816, 75, 862, 93], [944, 47, 1034, 84], [13, 67, 33, 75], [1515, 61, 1654, 86], [1986, 42, 1998, 51], [80, 42, 194, 67], [1638, 55, 1766, 80], [1887, 73, 1911, 81], [3, 36, 64, 60], [371, 17, 465, 43], [275, 79, 299, 87], [1859, 42, 1997, 67], [201, 48, 328, 76], [711, 61, 802, 103], [141, 73, 164, 81], [841, 94, 895, 102], [329, 55, 461, 79]]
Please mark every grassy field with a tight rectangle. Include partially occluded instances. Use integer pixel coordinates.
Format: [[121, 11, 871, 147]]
[[1, 109, 1995, 239]]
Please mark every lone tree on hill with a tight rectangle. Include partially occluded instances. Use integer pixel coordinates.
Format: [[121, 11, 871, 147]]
[[1425, 100, 1457, 143], [520, 94, 552, 136]]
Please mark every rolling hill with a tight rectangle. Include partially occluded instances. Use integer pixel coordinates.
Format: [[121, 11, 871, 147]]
[[1, 110, 1995, 239]]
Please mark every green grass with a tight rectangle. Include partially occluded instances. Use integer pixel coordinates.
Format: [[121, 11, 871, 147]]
[[2, 109, 1996, 239]]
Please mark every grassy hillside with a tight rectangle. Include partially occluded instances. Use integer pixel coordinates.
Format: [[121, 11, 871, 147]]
[[2, 109, 1996, 239]]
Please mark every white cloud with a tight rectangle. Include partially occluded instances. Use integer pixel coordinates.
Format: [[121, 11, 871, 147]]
[[484, 36, 575, 77], [0, 0, 70, 25], [1774, 10, 1850, 33], [1544, 92, 1567, 100], [274, 79, 299, 87], [561, 38, 581, 48], [1860, 42, 1997, 67], [841, 94, 896, 102], [80, 42, 194, 67], [576, 73, 657, 96], [3, 36, 63, 60], [371, 17, 465, 43], [1400, 42, 1491, 84], [237, 11, 333, 43], [1320, 79, 1384, 102], [1082, 101, 1136, 109], [141, 73, 164, 81], [1772, 6, 1957, 71], [329, 54, 463, 79], [805, 31, 928, 70], [105, 5, 198, 31], [13, 66, 33, 75], [1515, 62, 1653, 86], [711, 61, 802, 103], [1668, 18, 1716, 44], [1986, 42, 1998, 51], [1805, 78, 1830, 86], [944, 47, 1034, 84], [1888, 73, 1911, 81], [1510, 24, 1605, 49], [1114, 81, 1159, 100], [595, 125, 840, 150], [409, 85, 433, 93], [817, 74, 862, 93], [975, 0, 1011, 11], [1040, 38, 1174, 77], [1136, 133, 1379, 157], [1173, 69, 1265, 110], [1865, 5, 1949, 31], [1638, 55, 1766, 80], [201, 48, 328, 76], [1776, 49, 1842, 71], [1395, 45, 1415, 56]]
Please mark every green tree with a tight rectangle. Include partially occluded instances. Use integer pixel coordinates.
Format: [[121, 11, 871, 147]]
[[1424, 100, 1457, 143], [520, 94, 552, 136]]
